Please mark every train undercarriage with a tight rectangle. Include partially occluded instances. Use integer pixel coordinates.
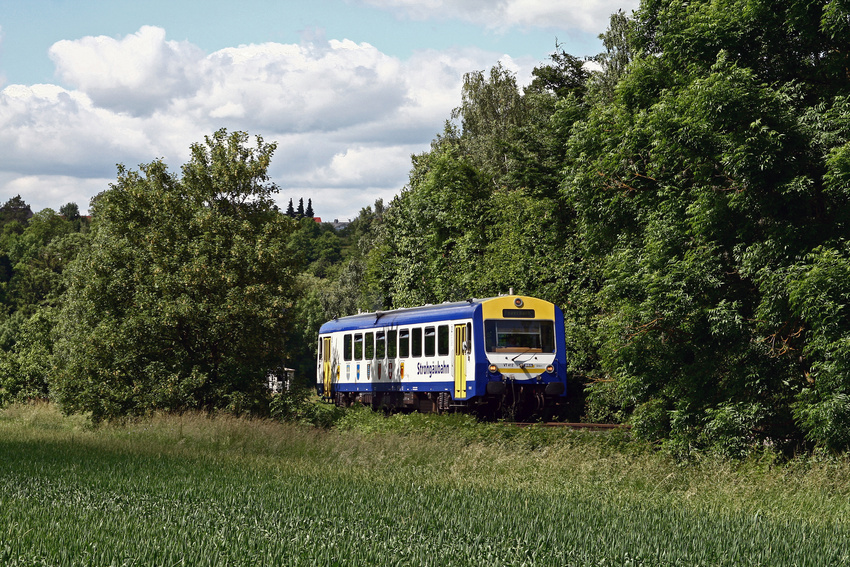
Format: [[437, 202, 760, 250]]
[[331, 383, 565, 420]]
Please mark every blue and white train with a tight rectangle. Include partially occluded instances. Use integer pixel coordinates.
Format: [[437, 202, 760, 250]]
[[316, 295, 567, 415]]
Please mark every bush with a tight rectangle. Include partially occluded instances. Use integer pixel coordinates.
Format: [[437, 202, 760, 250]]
[[269, 389, 345, 428]]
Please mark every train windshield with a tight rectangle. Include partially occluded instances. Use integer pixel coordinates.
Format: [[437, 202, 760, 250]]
[[484, 320, 555, 353]]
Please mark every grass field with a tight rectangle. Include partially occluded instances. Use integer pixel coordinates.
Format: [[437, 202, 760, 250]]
[[2, 403, 849, 566]]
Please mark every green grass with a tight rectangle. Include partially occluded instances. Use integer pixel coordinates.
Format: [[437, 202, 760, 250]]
[[1, 403, 849, 566]]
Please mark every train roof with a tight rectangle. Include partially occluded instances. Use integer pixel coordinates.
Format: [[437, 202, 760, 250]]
[[319, 299, 482, 333], [318, 296, 559, 333]]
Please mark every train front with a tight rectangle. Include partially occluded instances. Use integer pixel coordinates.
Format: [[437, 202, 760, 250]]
[[477, 295, 567, 411]]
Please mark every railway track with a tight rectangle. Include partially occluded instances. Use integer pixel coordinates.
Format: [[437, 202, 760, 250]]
[[510, 422, 630, 429]]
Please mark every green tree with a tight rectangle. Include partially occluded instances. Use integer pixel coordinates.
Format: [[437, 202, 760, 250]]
[[452, 63, 526, 187], [0, 209, 89, 405], [586, 10, 632, 104], [52, 130, 300, 421], [0, 195, 33, 226], [787, 245, 850, 451], [59, 202, 80, 221], [287, 216, 344, 278], [7, 210, 83, 313], [526, 44, 590, 101], [285, 201, 387, 381], [0, 308, 56, 404], [378, 137, 490, 306], [564, 0, 850, 453]]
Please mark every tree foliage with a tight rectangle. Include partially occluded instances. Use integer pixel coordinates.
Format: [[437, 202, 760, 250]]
[[2, 2, 850, 455], [0, 195, 88, 405], [564, 0, 850, 453], [52, 130, 299, 420]]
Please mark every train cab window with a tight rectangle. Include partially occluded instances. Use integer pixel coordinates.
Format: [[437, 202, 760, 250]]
[[412, 328, 423, 357], [365, 332, 374, 359], [484, 320, 555, 353], [354, 333, 363, 360], [376, 331, 386, 358], [424, 327, 435, 357], [399, 329, 410, 358], [437, 325, 449, 356], [343, 334, 352, 361], [387, 330, 397, 358]]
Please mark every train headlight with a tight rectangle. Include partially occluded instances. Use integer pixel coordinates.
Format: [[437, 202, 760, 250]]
[[488, 364, 499, 374], [545, 365, 555, 374]]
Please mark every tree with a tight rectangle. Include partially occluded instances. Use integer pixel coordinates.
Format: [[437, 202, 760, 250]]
[[297, 198, 305, 218], [0, 208, 89, 405], [452, 63, 525, 186], [377, 135, 490, 307], [526, 43, 590, 101], [7, 210, 83, 315], [564, 0, 850, 453], [52, 130, 300, 420], [0, 195, 32, 226], [305, 198, 314, 218], [375, 53, 591, 313], [59, 202, 80, 221], [586, 10, 632, 104]]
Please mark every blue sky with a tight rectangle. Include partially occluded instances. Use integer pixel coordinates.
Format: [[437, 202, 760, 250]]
[[0, 0, 637, 221]]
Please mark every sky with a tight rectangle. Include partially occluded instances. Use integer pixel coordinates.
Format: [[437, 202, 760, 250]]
[[0, 0, 638, 222]]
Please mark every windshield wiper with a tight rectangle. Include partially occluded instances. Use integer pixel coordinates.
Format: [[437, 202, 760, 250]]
[[511, 349, 533, 362]]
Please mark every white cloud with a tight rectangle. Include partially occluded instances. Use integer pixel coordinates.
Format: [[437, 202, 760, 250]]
[[300, 145, 418, 188], [0, 84, 155, 177], [49, 25, 205, 116], [0, 173, 112, 215], [356, 0, 639, 33], [191, 38, 408, 134], [0, 26, 525, 222]]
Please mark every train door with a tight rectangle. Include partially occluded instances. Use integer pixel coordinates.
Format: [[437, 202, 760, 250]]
[[322, 337, 332, 399], [454, 324, 466, 399]]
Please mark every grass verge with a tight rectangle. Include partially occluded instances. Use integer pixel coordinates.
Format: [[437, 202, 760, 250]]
[[1, 403, 849, 566]]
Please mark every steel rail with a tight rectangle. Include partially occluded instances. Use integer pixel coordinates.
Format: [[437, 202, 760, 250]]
[[509, 422, 630, 429]]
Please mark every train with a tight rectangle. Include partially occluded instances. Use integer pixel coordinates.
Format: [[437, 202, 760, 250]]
[[316, 294, 567, 417]]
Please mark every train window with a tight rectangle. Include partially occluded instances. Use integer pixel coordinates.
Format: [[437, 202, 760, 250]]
[[399, 329, 410, 358], [376, 331, 386, 358], [412, 328, 422, 357], [343, 334, 352, 361], [365, 332, 374, 359], [424, 327, 435, 357], [483, 320, 556, 353], [437, 325, 449, 356], [354, 333, 363, 360], [387, 330, 397, 357]]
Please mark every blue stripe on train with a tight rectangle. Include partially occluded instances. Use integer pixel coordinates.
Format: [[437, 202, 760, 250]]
[[330, 381, 455, 393]]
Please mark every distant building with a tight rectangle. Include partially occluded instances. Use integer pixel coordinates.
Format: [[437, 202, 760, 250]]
[[331, 218, 350, 230]]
